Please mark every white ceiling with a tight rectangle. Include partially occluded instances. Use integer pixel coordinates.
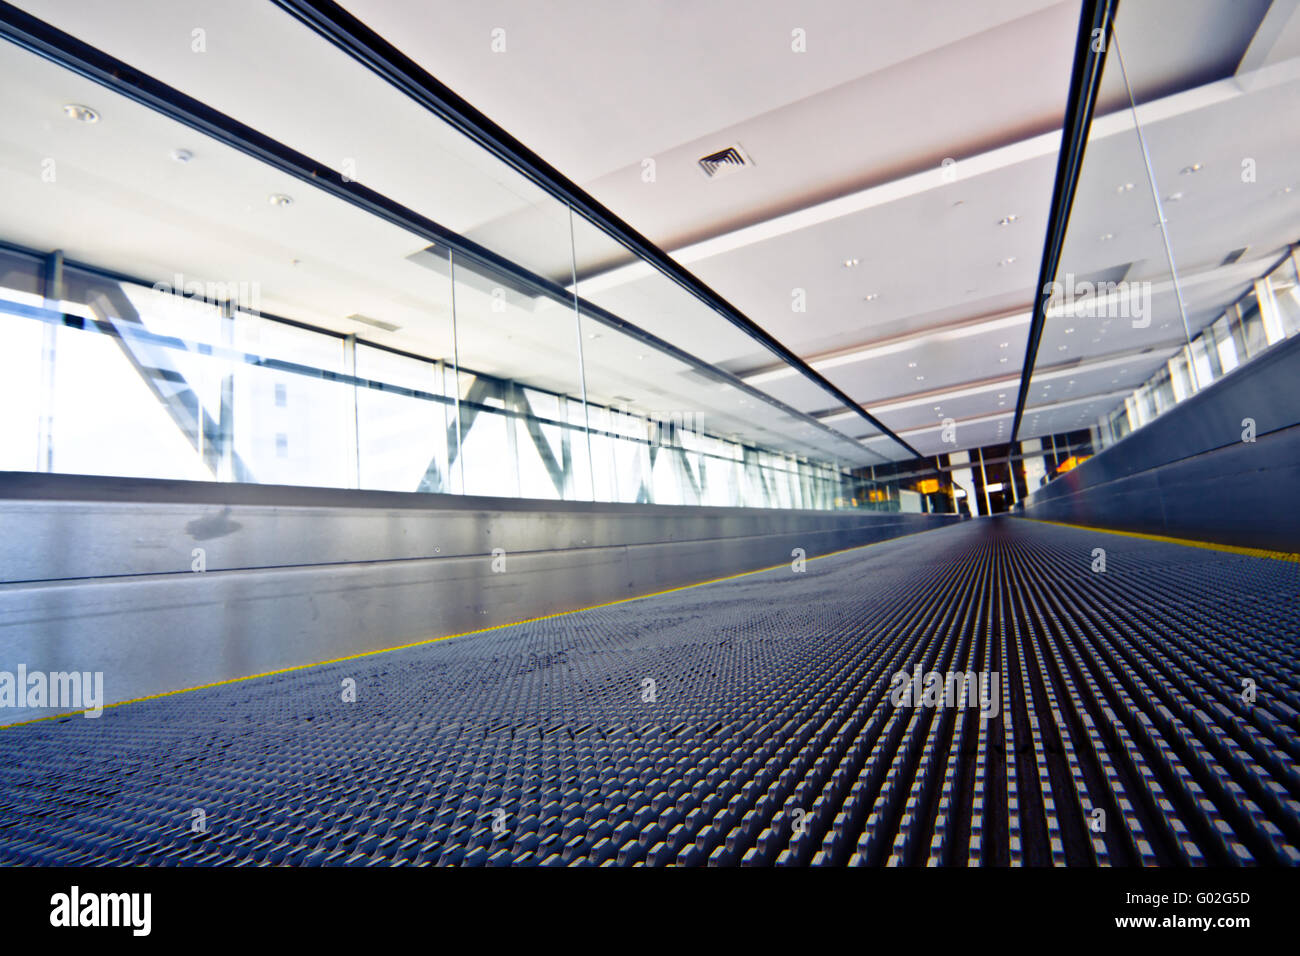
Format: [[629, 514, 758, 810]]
[[341, 0, 1068, 187], [4, 0, 1297, 469]]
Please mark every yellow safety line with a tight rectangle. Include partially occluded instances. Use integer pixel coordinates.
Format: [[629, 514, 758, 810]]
[[1020, 518, 1300, 563], [1, 523, 952, 729]]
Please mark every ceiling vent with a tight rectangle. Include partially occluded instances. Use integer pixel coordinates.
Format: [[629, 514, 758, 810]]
[[1220, 247, 1249, 266], [698, 144, 754, 180], [347, 313, 401, 333]]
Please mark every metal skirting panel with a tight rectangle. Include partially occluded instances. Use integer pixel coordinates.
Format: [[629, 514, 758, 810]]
[[0, 473, 950, 584], [0, 476, 960, 720], [1020, 424, 1300, 552]]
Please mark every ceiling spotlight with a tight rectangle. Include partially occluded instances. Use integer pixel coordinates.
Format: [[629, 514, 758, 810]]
[[907, 361, 918, 368], [999, 357, 1008, 363], [915, 375, 925, 381], [268, 193, 294, 207], [62, 103, 99, 123], [999, 342, 1009, 348], [864, 293, 879, 301], [170, 148, 194, 163], [843, 258, 860, 268], [1064, 327, 1074, 334], [1180, 163, 1202, 175], [1117, 182, 1135, 193], [1164, 192, 1184, 202], [1100, 233, 1115, 241], [999, 257, 1017, 266], [1058, 345, 1068, 351], [998, 215, 1019, 226]]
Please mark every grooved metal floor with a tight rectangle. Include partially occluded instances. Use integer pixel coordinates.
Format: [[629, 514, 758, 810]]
[[1, 517, 1298, 866]]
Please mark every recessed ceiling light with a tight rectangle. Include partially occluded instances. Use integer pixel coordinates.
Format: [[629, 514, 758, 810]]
[[1164, 192, 1183, 202], [1064, 327, 1074, 334], [1100, 233, 1115, 241], [170, 148, 194, 163], [1058, 345, 1068, 351], [999, 357, 1008, 363], [915, 375, 925, 381], [62, 103, 99, 123], [843, 258, 860, 268], [999, 257, 1016, 266], [1117, 182, 1135, 193], [864, 293, 879, 301], [907, 361, 918, 368], [268, 193, 294, 207], [998, 215, 1019, 226], [1180, 163, 1202, 175]]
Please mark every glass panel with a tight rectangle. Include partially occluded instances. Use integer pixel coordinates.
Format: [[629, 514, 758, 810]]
[[1274, 256, 1300, 338], [231, 315, 353, 489], [1055, 3, 1300, 458], [442, 190, 591, 500], [1212, 314, 1240, 375], [0, 15, 907, 511], [355, 346, 457, 494], [1025, 4, 1185, 452], [1238, 290, 1269, 358], [47, 310, 215, 481], [566, 210, 895, 507], [0, 252, 47, 472]]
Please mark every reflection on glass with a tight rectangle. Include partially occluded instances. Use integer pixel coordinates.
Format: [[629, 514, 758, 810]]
[[1024, 3, 1186, 470], [0, 24, 913, 511], [1036, 5, 1300, 462]]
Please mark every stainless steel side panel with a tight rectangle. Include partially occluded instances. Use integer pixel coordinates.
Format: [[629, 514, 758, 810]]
[[0, 482, 960, 723]]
